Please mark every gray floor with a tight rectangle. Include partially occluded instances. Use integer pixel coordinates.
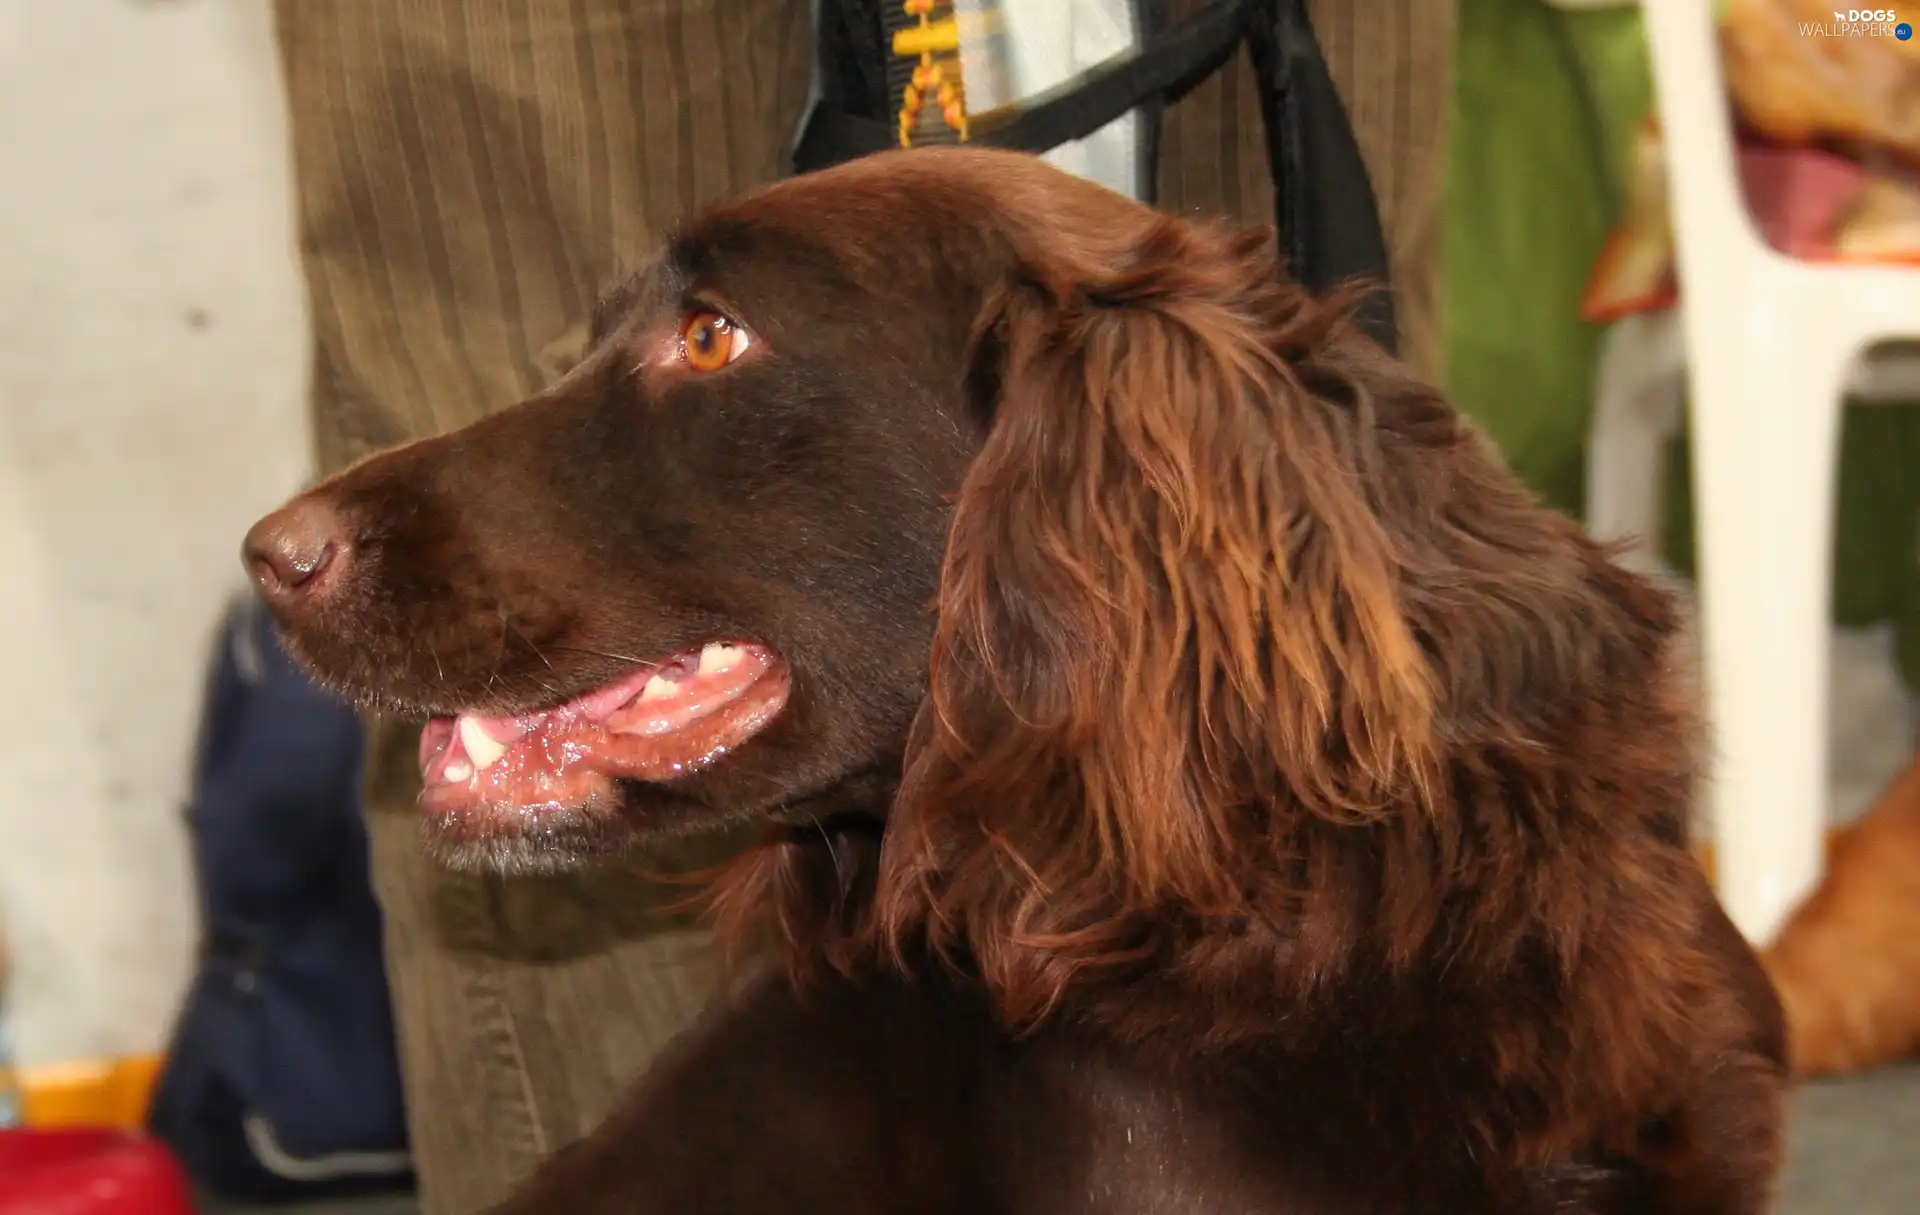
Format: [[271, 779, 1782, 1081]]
[[1778, 1064, 1920, 1213], [207, 1067, 1920, 1213], [203, 1192, 416, 1215]]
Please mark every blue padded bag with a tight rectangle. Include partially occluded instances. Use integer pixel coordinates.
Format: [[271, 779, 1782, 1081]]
[[148, 595, 412, 1202]]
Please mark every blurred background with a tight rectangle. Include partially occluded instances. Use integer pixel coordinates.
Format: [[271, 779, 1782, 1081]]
[[1, 0, 1918, 1212], [0, 0, 309, 1104]]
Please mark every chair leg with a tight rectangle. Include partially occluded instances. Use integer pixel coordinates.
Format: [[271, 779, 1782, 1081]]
[[1689, 342, 1850, 945], [1587, 312, 1684, 574]]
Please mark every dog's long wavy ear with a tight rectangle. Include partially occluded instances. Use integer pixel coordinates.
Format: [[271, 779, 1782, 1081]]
[[876, 214, 1459, 1024]]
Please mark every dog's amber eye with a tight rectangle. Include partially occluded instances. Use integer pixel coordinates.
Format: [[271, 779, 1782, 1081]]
[[679, 310, 751, 372]]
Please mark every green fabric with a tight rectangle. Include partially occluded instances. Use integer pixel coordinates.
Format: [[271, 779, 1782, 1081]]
[[1441, 0, 1920, 691], [1442, 0, 1641, 519]]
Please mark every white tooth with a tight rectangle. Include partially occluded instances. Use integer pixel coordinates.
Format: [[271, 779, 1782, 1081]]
[[698, 642, 743, 675], [639, 674, 678, 702], [459, 718, 508, 770], [442, 760, 473, 784]]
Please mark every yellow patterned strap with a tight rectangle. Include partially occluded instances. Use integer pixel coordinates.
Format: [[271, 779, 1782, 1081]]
[[892, 1, 1006, 146]]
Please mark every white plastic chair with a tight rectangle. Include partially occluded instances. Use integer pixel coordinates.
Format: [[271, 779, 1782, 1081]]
[[1586, 1, 1920, 945]]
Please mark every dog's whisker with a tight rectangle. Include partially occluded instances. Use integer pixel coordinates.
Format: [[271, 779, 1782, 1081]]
[[480, 606, 513, 694], [548, 644, 656, 667], [506, 620, 560, 675], [811, 817, 845, 881], [504, 622, 565, 694]]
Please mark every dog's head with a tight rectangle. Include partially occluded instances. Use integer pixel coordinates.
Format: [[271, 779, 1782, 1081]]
[[246, 151, 1686, 998], [243, 150, 1093, 872]]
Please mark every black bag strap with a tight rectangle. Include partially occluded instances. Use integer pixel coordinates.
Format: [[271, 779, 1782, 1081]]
[[1132, 0, 1169, 205], [1245, 0, 1397, 346], [969, 0, 1251, 154], [791, 0, 1398, 353]]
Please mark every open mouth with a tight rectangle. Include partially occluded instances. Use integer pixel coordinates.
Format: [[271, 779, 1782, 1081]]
[[416, 641, 790, 820]]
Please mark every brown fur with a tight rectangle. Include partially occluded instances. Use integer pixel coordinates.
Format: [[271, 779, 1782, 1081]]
[[249, 148, 1785, 1213], [1765, 743, 1920, 1076]]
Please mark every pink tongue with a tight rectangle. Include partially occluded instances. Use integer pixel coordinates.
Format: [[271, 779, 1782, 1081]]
[[444, 664, 662, 757], [566, 663, 677, 723], [418, 644, 777, 786]]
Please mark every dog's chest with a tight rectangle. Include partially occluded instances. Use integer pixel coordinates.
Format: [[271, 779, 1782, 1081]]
[[971, 1035, 1461, 1215]]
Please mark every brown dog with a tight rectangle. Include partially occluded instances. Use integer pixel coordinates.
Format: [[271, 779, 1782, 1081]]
[[245, 148, 1786, 1213], [1765, 743, 1920, 1076]]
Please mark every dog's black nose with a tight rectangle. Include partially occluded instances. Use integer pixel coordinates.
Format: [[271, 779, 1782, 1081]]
[[244, 498, 347, 604]]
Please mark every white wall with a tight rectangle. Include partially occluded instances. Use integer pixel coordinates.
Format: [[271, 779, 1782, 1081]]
[[0, 0, 310, 1067]]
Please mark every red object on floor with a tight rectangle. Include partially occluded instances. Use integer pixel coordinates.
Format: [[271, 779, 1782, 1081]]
[[0, 1128, 195, 1215]]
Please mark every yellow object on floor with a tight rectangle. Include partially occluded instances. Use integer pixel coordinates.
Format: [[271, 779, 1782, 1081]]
[[20, 1053, 164, 1129]]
